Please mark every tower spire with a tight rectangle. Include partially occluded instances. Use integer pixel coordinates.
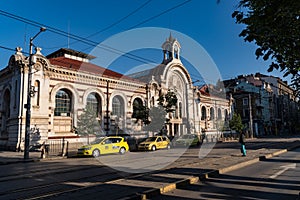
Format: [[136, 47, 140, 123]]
[[161, 34, 181, 64]]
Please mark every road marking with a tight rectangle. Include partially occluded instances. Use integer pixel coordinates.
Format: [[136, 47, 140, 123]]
[[269, 163, 296, 179]]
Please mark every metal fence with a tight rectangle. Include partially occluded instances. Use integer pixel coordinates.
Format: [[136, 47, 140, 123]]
[[41, 138, 69, 158]]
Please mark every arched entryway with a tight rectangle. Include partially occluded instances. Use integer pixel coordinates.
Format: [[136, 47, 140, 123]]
[[1, 89, 11, 137], [86, 92, 102, 118], [53, 89, 73, 134], [111, 95, 125, 132]]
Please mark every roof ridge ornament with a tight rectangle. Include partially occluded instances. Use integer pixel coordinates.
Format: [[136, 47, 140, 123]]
[[168, 32, 176, 42], [15, 47, 23, 55], [35, 47, 43, 55]]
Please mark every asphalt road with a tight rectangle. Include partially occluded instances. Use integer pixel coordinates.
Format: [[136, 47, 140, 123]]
[[150, 147, 300, 200], [0, 138, 299, 200]]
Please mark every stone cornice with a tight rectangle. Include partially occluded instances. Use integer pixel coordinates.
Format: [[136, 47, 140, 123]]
[[45, 65, 146, 92]]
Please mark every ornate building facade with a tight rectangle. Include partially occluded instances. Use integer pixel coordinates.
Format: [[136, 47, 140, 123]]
[[0, 36, 231, 150], [224, 73, 300, 136]]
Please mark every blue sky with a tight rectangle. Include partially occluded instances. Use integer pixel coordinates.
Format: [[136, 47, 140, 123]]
[[0, 0, 290, 83]]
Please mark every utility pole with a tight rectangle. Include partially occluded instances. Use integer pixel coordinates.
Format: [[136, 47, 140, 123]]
[[249, 93, 254, 138], [24, 27, 46, 159], [105, 80, 110, 135]]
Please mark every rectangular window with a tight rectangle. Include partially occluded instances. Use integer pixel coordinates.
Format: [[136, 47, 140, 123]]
[[243, 108, 249, 118], [243, 98, 249, 106]]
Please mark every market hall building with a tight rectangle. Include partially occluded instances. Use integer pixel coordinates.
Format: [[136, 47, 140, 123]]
[[0, 36, 231, 150]]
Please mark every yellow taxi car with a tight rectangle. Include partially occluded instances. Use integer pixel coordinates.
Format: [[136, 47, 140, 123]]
[[77, 136, 129, 157], [138, 136, 171, 151]]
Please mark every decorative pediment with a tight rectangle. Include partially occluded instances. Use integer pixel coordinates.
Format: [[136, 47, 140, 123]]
[[8, 47, 27, 70]]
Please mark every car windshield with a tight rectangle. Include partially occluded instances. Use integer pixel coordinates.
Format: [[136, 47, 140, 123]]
[[145, 137, 157, 142], [91, 137, 105, 144], [180, 135, 191, 139]]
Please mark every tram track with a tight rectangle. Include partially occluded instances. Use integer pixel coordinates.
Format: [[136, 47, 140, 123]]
[[0, 165, 131, 199], [0, 164, 101, 182], [0, 141, 291, 199]]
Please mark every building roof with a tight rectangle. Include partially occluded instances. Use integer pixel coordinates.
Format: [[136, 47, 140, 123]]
[[46, 48, 96, 60], [128, 64, 167, 83], [48, 57, 144, 83], [199, 84, 227, 99]]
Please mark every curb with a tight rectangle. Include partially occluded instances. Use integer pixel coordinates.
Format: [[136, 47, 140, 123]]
[[0, 156, 69, 165], [121, 143, 300, 200], [0, 158, 40, 165], [142, 176, 199, 200]]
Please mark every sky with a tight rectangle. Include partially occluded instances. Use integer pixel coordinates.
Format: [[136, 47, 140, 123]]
[[0, 0, 291, 84]]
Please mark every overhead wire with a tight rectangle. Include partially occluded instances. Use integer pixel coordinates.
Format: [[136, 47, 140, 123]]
[[0, 9, 159, 65], [0, 45, 17, 53], [0, 0, 192, 69], [83, 0, 153, 39], [45, 0, 153, 50], [128, 0, 191, 30], [80, 0, 191, 53]]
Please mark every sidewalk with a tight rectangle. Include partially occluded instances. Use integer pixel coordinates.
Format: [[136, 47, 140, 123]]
[[0, 151, 41, 165]]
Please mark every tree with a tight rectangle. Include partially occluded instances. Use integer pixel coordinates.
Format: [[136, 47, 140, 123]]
[[232, 1, 300, 95], [158, 89, 178, 123], [132, 103, 149, 124], [229, 113, 244, 133], [75, 106, 104, 144], [143, 106, 166, 133], [143, 89, 177, 134]]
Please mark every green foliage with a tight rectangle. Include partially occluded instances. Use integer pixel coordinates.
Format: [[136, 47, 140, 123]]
[[132, 103, 149, 124], [158, 89, 178, 113], [229, 113, 244, 133], [75, 105, 104, 138], [143, 89, 177, 133], [232, 0, 300, 95], [143, 106, 167, 132]]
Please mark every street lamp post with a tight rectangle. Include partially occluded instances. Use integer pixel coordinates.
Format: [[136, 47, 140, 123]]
[[24, 27, 46, 159]]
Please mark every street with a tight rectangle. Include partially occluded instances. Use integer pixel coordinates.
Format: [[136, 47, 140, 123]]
[[150, 147, 300, 200], [0, 138, 299, 200]]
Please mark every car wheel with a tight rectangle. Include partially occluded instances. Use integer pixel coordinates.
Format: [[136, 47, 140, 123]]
[[151, 145, 156, 151], [92, 149, 100, 157], [119, 147, 126, 155]]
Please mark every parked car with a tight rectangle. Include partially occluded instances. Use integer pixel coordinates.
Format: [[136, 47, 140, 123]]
[[174, 134, 200, 147], [107, 133, 138, 151], [77, 136, 129, 157], [138, 136, 171, 151]]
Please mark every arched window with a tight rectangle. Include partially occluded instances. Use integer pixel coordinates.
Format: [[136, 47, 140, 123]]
[[218, 108, 222, 120], [14, 80, 17, 108], [201, 106, 206, 120], [174, 44, 179, 59], [179, 102, 182, 118], [132, 98, 143, 119], [112, 95, 124, 117], [1, 90, 10, 135], [151, 96, 155, 107], [55, 89, 71, 116], [34, 80, 40, 106], [224, 109, 229, 121], [87, 93, 101, 117], [210, 107, 215, 120], [3, 90, 11, 118]]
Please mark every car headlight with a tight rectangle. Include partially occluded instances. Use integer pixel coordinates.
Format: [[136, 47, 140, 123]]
[[84, 147, 92, 150]]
